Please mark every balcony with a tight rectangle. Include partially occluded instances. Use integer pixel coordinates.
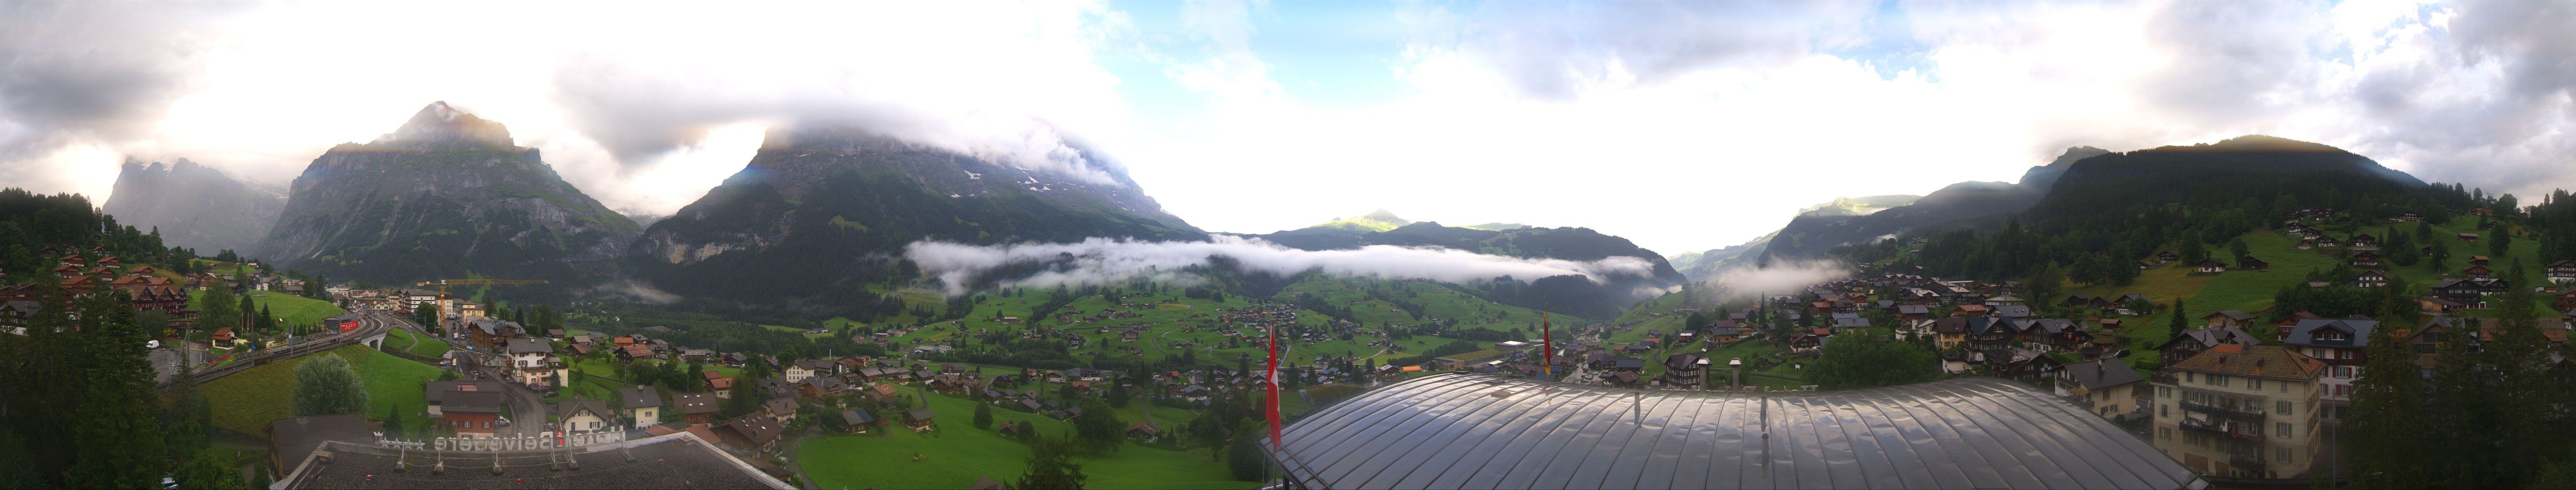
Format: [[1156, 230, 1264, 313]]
[[2180, 419, 2264, 442], [2180, 399, 2268, 420], [2229, 454, 2268, 475]]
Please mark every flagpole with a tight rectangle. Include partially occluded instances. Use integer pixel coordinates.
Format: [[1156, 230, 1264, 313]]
[[1541, 306, 1553, 382], [1266, 314, 1283, 449]]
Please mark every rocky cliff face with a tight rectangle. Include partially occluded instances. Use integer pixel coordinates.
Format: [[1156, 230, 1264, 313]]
[[626, 126, 1201, 311], [102, 157, 284, 252], [259, 102, 638, 290]]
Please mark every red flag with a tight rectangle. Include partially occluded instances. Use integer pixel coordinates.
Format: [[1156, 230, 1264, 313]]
[[1541, 309, 1552, 380], [1266, 321, 1283, 447]]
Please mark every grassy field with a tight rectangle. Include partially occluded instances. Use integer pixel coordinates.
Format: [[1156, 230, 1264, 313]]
[[200, 345, 445, 436], [188, 290, 348, 328], [797, 392, 1254, 490], [385, 328, 451, 358]]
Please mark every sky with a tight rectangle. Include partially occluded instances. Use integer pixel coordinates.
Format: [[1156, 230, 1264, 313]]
[[1, 0, 2572, 256]]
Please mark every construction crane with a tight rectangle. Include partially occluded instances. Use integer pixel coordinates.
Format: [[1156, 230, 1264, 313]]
[[412, 278, 548, 331]]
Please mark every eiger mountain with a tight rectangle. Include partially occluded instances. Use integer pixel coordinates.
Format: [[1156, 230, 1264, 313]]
[[1756, 145, 2109, 261], [102, 157, 284, 252], [626, 126, 1202, 311], [258, 102, 640, 291], [1244, 212, 1684, 318]]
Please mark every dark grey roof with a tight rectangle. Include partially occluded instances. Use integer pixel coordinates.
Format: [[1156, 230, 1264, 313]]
[[840, 409, 874, 425], [423, 381, 504, 405], [443, 390, 504, 413], [506, 337, 553, 354], [2287, 318, 2379, 347], [620, 385, 662, 409], [2063, 360, 2146, 390], [281, 433, 791, 489], [558, 397, 612, 420], [1268, 373, 2203, 490]]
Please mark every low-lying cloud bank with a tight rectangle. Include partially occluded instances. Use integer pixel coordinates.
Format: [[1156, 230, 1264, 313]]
[[904, 235, 1659, 296], [1705, 259, 1853, 300]]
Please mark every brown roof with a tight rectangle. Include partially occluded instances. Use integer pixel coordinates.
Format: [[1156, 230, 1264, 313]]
[[674, 393, 721, 415], [2168, 344, 2325, 381]]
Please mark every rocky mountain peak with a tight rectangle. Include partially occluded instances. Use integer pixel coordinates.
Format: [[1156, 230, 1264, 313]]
[[374, 101, 513, 148]]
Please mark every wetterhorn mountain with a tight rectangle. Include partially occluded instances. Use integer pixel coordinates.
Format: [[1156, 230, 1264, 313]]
[[258, 102, 640, 291], [102, 157, 284, 252]]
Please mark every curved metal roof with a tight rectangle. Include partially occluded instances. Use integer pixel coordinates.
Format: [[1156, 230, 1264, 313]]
[[1268, 374, 2203, 490]]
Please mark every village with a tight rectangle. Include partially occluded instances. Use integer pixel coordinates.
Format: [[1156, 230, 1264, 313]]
[[7, 203, 2575, 488]]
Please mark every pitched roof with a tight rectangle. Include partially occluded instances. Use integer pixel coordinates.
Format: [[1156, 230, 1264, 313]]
[[2062, 359, 2145, 390], [506, 337, 553, 354], [2169, 344, 2325, 381], [558, 397, 612, 420], [674, 393, 720, 415], [443, 390, 506, 413], [2286, 318, 2379, 347], [619, 385, 662, 409]]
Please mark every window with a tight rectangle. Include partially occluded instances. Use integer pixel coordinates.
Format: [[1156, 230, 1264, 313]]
[[2249, 379, 2263, 390], [2161, 405, 2169, 418], [2160, 427, 2173, 440], [2276, 422, 2292, 437], [2211, 374, 2228, 387], [2277, 401, 2292, 415], [2277, 447, 2292, 461]]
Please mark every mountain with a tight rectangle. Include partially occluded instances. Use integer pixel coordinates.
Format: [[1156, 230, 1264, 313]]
[[102, 157, 284, 252], [1241, 221, 1684, 318], [1757, 146, 2109, 261], [1667, 194, 1921, 280], [626, 126, 1202, 313], [258, 101, 640, 292], [1308, 210, 1412, 232]]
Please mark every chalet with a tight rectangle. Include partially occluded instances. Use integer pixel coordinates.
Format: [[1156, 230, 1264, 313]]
[[2156, 251, 2180, 265], [558, 397, 613, 433], [785, 359, 837, 383], [801, 376, 845, 398], [2236, 256, 2269, 271], [2154, 326, 2260, 368], [2202, 310, 2255, 329], [2463, 265, 2493, 278], [2195, 259, 2227, 273], [2548, 260, 2576, 285], [2350, 234, 2378, 249], [2315, 236, 2342, 248], [761, 398, 800, 424], [2295, 239, 2314, 250], [2392, 212, 2422, 222], [504, 337, 562, 387], [2286, 318, 2375, 366], [1965, 317, 2016, 351], [2459, 233, 2480, 242], [1658, 353, 1708, 387], [1830, 312, 1870, 328], [2419, 295, 2467, 313], [715, 416, 786, 453], [466, 319, 526, 350], [1953, 304, 1990, 317], [838, 409, 876, 434], [2351, 251, 2380, 267], [619, 344, 655, 360], [2471, 255, 2492, 266], [2351, 270, 2389, 289], [905, 408, 937, 430], [1706, 327, 1744, 344], [675, 393, 721, 425], [1984, 346, 2065, 380], [2055, 359, 2147, 420], [621, 385, 663, 429], [441, 390, 505, 438], [422, 380, 505, 417], [2430, 278, 2486, 307]]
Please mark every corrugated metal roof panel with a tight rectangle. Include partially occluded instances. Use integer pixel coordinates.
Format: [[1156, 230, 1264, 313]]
[[1270, 374, 2203, 490]]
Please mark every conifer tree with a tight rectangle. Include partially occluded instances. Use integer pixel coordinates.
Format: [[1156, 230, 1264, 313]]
[[2346, 324, 2429, 488], [66, 293, 165, 488]]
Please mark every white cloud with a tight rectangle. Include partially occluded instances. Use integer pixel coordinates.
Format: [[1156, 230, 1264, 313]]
[[5, 0, 2572, 257], [904, 235, 1659, 296]]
